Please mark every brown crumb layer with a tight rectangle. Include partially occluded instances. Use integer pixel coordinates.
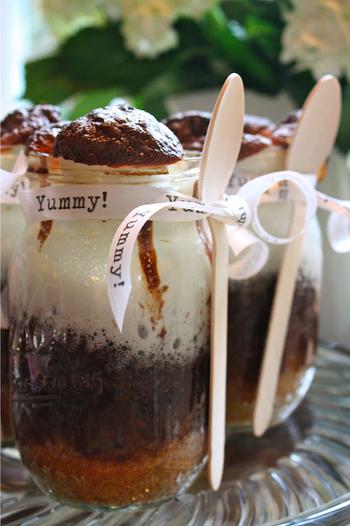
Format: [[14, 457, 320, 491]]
[[226, 364, 312, 425], [21, 430, 206, 508]]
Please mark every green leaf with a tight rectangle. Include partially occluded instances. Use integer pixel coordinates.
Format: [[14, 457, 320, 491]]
[[245, 15, 281, 60], [337, 84, 350, 153], [286, 71, 350, 153], [200, 7, 279, 93], [65, 87, 126, 120], [24, 57, 79, 103], [286, 70, 315, 107], [57, 24, 177, 93]]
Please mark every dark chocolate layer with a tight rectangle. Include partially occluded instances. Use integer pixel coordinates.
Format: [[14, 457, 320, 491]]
[[1, 328, 12, 442], [1, 105, 61, 146], [226, 273, 318, 423], [11, 320, 208, 457], [10, 318, 209, 505], [54, 105, 184, 166]]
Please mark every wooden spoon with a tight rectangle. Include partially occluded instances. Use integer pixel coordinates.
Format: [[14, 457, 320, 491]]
[[253, 75, 341, 437], [198, 73, 244, 488]]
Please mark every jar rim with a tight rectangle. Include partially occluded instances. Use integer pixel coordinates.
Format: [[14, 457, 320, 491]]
[[26, 152, 201, 184]]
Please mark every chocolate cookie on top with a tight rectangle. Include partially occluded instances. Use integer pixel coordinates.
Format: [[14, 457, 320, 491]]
[[54, 105, 183, 166]]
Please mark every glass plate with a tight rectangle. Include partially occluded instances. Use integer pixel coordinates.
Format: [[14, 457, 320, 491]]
[[1, 342, 350, 525]]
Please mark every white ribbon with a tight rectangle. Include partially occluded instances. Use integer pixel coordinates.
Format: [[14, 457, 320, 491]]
[[107, 170, 320, 330], [227, 226, 269, 280], [318, 194, 350, 253], [226, 171, 317, 280], [1, 151, 28, 204], [229, 170, 350, 258]]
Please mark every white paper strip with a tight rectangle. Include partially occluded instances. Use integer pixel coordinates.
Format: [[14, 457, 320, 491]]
[[20, 183, 251, 224]]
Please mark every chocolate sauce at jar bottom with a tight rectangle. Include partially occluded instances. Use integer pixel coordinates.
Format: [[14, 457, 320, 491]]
[[226, 273, 318, 422], [10, 320, 209, 504], [1, 328, 12, 441]]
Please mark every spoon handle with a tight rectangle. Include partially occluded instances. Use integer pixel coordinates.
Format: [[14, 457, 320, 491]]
[[253, 75, 341, 437], [253, 207, 305, 436], [208, 218, 229, 489]]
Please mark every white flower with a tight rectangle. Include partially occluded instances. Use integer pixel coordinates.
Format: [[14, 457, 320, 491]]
[[40, 0, 105, 39], [117, 0, 216, 58], [99, 0, 121, 21], [281, 0, 350, 81], [39, 0, 216, 58]]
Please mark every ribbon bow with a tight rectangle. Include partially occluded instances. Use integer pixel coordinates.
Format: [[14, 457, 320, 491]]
[[107, 169, 327, 331]]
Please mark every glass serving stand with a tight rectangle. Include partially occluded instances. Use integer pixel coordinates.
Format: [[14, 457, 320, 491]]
[[1, 342, 350, 525]]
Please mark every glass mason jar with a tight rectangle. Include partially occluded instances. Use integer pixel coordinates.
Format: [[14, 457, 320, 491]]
[[1, 144, 26, 444], [226, 145, 322, 429], [9, 156, 211, 509]]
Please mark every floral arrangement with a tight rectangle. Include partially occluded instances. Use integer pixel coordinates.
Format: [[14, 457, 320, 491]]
[[26, 0, 350, 151]]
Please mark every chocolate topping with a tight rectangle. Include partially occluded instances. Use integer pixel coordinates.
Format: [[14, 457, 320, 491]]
[[243, 114, 274, 135], [1, 105, 61, 146], [25, 121, 69, 156], [279, 109, 302, 125], [54, 105, 183, 166], [164, 108, 301, 160], [163, 111, 211, 152], [272, 109, 301, 148], [239, 133, 272, 161]]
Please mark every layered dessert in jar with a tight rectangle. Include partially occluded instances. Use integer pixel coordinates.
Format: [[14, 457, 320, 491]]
[[1, 105, 62, 443], [166, 110, 322, 429], [9, 105, 211, 508]]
